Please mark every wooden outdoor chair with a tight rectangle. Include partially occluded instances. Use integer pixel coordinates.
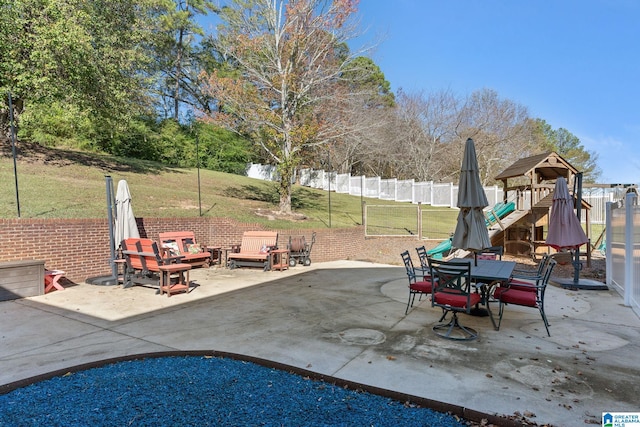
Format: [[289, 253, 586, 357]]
[[227, 231, 278, 271], [158, 231, 211, 268], [121, 238, 191, 295]]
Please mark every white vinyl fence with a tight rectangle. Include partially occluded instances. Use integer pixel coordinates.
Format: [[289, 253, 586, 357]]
[[247, 163, 503, 208], [606, 192, 640, 318], [247, 163, 623, 235], [582, 194, 614, 224]]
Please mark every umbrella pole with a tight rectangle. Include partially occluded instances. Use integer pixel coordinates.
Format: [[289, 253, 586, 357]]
[[106, 176, 117, 278], [8, 93, 21, 218], [573, 173, 583, 285], [196, 132, 202, 217], [86, 176, 119, 285], [572, 249, 582, 283]]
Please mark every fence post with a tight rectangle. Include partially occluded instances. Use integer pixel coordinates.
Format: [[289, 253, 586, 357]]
[[363, 201, 367, 236], [605, 201, 613, 289], [417, 202, 422, 240], [430, 181, 434, 206], [624, 193, 636, 306], [450, 182, 455, 208], [361, 175, 364, 225]]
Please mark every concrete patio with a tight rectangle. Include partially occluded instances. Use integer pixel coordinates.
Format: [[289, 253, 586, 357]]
[[1, 260, 638, 426]]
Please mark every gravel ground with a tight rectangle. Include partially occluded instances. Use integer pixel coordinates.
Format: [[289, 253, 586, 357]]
[[0, 356, 468, 427]]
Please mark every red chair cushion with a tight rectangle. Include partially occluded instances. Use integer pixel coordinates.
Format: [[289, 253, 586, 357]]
[[494, 281, 536, 295], [497, 288, 538, 307], [508, 278, 538, 292], [509, 278, 532, 285], [493, 287, 507, 298], [434, 292, 481, 308], [410, 280, 433, 293], [510, 284, 537, 292]]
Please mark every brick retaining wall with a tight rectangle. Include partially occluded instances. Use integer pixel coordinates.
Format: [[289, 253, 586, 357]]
[[0, 218, 366, 284]]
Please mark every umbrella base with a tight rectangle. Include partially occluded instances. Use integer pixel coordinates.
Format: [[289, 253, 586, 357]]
[[469, 307, 490, 317], [551, 277, 608, 291], [86, 275, 119, 286]]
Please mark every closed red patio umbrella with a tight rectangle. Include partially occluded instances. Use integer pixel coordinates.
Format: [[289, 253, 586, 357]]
[[545, 177, 588, 251], [545, 175, 607, 290]]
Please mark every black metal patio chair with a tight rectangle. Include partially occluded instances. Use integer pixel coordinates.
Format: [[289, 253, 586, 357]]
[[494, 258, 557, 336], [400, 250, 434, 314], [428, 258, 481, 341]]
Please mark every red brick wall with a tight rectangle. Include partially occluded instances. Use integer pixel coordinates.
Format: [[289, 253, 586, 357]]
[[0, 218, 365, 284]]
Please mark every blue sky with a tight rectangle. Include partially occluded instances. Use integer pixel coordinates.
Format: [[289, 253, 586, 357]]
[[355, 0, 639, 184]]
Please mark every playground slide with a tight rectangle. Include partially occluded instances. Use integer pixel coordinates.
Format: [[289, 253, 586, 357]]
[[485, 201, 515, 226], [426, 237, 452, 258], [425, 201, 516, 258]]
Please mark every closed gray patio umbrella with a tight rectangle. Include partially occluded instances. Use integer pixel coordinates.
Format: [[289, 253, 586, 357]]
[[452, 138, 491, 254]]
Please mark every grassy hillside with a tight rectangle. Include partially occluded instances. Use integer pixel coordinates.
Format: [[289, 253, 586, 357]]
[[1, 141, 449, 230]]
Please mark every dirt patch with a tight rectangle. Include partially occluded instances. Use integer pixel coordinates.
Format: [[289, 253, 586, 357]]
[[0, 139, 165, 173], [254, 208, 308, 221], [353, 237, 606, 283]]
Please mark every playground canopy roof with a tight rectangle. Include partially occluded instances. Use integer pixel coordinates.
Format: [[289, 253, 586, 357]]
[[495, 152, 577, 182]]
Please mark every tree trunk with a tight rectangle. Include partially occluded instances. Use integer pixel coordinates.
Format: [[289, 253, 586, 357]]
[[278, 165, 293, 214], [279, 189, 292, 214], [1, 96, 23, 139], [174, 27, 184, 121]]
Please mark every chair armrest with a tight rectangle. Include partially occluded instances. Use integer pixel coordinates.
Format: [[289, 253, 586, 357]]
[[503, 278, 543, 291], [163, 255, 185, 263], [511, 269, 542, 280]]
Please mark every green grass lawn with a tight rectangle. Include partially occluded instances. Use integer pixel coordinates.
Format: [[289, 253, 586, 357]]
[[0, 142, 458, 231]]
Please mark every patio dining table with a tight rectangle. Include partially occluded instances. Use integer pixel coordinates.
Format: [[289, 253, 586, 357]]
[[466, 259, 516, 284], [449, 258, 516, 328]]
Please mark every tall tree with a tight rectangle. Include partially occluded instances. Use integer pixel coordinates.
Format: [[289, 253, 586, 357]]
[[533, 119, 601, 182], [340, 56, 395, 108], [153, 0, 217, 120], [456, 89, 537, 185], [389, 89, 460, 181], [0, 0, 162, 144], [324, 55, 395, 175], [364, 88, 534, 184], [202, 0, 368, 214]]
